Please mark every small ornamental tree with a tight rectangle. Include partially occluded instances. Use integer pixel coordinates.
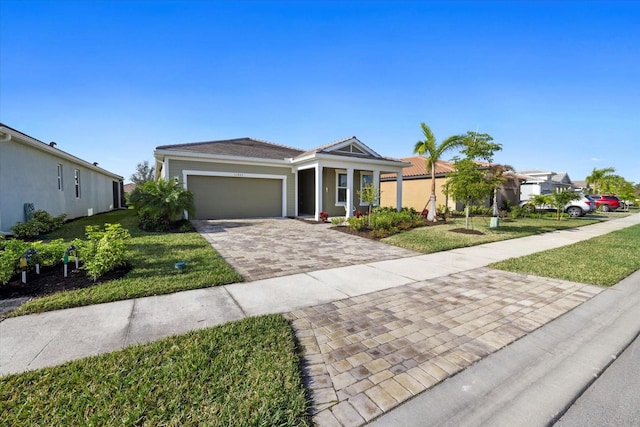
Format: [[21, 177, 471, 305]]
[[549, 190, 581, 220], [357, 183, 379, 226], [529, 194, 552, 217], [447, 131, 502, 229]]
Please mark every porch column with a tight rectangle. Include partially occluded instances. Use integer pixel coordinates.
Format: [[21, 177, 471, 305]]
[[346, 167, 354, 218], [294, 168, 299, 217], [315, 164, 323, 222], [373, 170, 380, 207], [396, 170, 403, 212]]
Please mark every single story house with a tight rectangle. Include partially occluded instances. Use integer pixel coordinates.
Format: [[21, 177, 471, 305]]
[[380, 156, 524, 212], [0, 123, 124, 234], [153, 136, 408, 221], [519, 170, 574, 201]]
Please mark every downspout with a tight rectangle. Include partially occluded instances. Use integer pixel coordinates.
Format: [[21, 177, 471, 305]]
[[0, 133, 12, 143]]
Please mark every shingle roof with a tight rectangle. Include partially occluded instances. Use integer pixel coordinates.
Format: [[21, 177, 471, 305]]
[[156, 138, 304, 160]]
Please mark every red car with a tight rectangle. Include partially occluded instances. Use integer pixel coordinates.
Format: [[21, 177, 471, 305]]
[[590, 195, 621, 212]]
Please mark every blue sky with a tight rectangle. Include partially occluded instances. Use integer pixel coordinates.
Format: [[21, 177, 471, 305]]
[[1, 0, 638, 184]]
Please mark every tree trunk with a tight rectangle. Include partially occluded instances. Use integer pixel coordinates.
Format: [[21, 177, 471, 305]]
[[465, 203, 470, 229], [427, 163, 437, 222]]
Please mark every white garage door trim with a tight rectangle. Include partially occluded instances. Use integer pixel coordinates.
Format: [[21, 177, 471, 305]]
[[182, 170, 288, 219]]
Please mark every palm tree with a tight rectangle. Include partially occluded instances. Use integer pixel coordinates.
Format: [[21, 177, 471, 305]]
[[585, 167, 615, 194], [129, 179, 195, 230], [413, 123, 464, 221]]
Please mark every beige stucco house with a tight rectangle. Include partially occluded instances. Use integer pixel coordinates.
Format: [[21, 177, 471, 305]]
[[381, 156, 524, 213], [154, 136, 408, 221], [0, 123, 124, 234]]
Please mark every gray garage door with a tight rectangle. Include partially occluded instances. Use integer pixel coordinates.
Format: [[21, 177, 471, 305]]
[[188, 175, 282, 219]]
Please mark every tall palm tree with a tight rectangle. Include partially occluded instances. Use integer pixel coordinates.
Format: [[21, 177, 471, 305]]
[[585, 167, 615, 194], [413, 123, 464, 221]]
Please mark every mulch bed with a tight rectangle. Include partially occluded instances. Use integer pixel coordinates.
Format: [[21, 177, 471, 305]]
[[0, 263, 132, 300], [450, 228, 485, 235], [331, 219, 450, 240]]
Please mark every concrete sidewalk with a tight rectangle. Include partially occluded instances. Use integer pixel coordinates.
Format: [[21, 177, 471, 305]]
[[1, 214, 639, 425]]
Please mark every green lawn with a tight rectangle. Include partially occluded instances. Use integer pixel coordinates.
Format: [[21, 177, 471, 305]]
[[490, 223, 640, 286], [383, 216, 601, 253], [0, 315, 311, 427], [10, 210, 242, 316]]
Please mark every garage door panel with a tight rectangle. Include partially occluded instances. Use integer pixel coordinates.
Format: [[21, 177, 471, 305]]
[[189, 176, 282, 219]]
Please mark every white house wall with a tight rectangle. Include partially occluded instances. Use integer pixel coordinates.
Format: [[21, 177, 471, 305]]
[[0, 139, 120, 233]]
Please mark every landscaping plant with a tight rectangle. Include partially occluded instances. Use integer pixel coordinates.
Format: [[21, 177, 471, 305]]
[[548, 190, 581, 220], [82, 224, 131, 281], [128, 179, 195, 231], [0, 238, 80, 285], [10, 210, 67, 238]]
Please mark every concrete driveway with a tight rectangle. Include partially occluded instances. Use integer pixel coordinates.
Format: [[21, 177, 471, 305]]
[[193, 218, 419, 281]]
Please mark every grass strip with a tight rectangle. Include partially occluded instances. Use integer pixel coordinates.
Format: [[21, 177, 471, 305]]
[[383, 216, 601, 253], [0, 315, 311, 426], [490, 224, 640, 286], [10, 210, 242, 316]]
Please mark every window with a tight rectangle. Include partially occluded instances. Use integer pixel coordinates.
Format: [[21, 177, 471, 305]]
[[74, 169, 81, 198], [57, 164, 63, 191], [336, 144, 365, 155], [360, 172, 373, 205], [336, 171, 347, 205]]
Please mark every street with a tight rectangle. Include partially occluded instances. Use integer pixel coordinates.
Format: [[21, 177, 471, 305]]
[[555, 333, 640, 426]]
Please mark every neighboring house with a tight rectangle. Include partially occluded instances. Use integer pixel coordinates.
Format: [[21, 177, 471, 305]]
[[153, 136, 408, 221], [572, 180, 589, 193], [123, 183, 137, 193], [0, 123, 124, 234], [519, 169, 575, 201], [380, 156, 524, 212], [380, 157, 458, 212]]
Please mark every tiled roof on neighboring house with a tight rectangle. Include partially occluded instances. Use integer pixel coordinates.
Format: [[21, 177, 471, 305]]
[[381, 156, 492, 180], [123, 183, 137, 193], [156, 138, 304, 160]]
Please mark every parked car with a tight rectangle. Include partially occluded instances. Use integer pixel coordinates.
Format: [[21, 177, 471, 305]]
[[520, 194, 596, 217], [590, 195, 621, 212]]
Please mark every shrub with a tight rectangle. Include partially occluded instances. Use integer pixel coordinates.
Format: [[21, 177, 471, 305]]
[[82, 224, 131, 281], [0, 238, 78, 285], [319, 211, 329, 222], [330, 217, 346, 225], [10, 210, 67, 238], [129, 180, 195, 231], [0, 239, 30, 285], [347, 216, 366, 231]]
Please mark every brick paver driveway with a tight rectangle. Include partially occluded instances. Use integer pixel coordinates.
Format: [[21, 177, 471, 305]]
[[193, 218, 418, 281]]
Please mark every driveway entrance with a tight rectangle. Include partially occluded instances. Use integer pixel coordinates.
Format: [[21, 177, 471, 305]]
[[193, 218, 418, 281]]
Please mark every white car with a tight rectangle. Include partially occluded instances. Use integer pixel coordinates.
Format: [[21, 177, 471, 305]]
[[520, 194, 596, 218]]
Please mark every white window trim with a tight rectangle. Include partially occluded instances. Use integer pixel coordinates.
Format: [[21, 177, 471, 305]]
[[359, 172, 374, 206], [335, 169, 347, 206], [74, 169, 81, 198], [57, 164, 63, 191]]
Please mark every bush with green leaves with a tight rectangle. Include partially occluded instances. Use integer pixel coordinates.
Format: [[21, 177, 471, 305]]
[[128, 179, 195, 231], [0, 238, 81, 285], [347, 216, 367, 231], [10, 210, 67, 238], [82, 224, 131, 281]]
